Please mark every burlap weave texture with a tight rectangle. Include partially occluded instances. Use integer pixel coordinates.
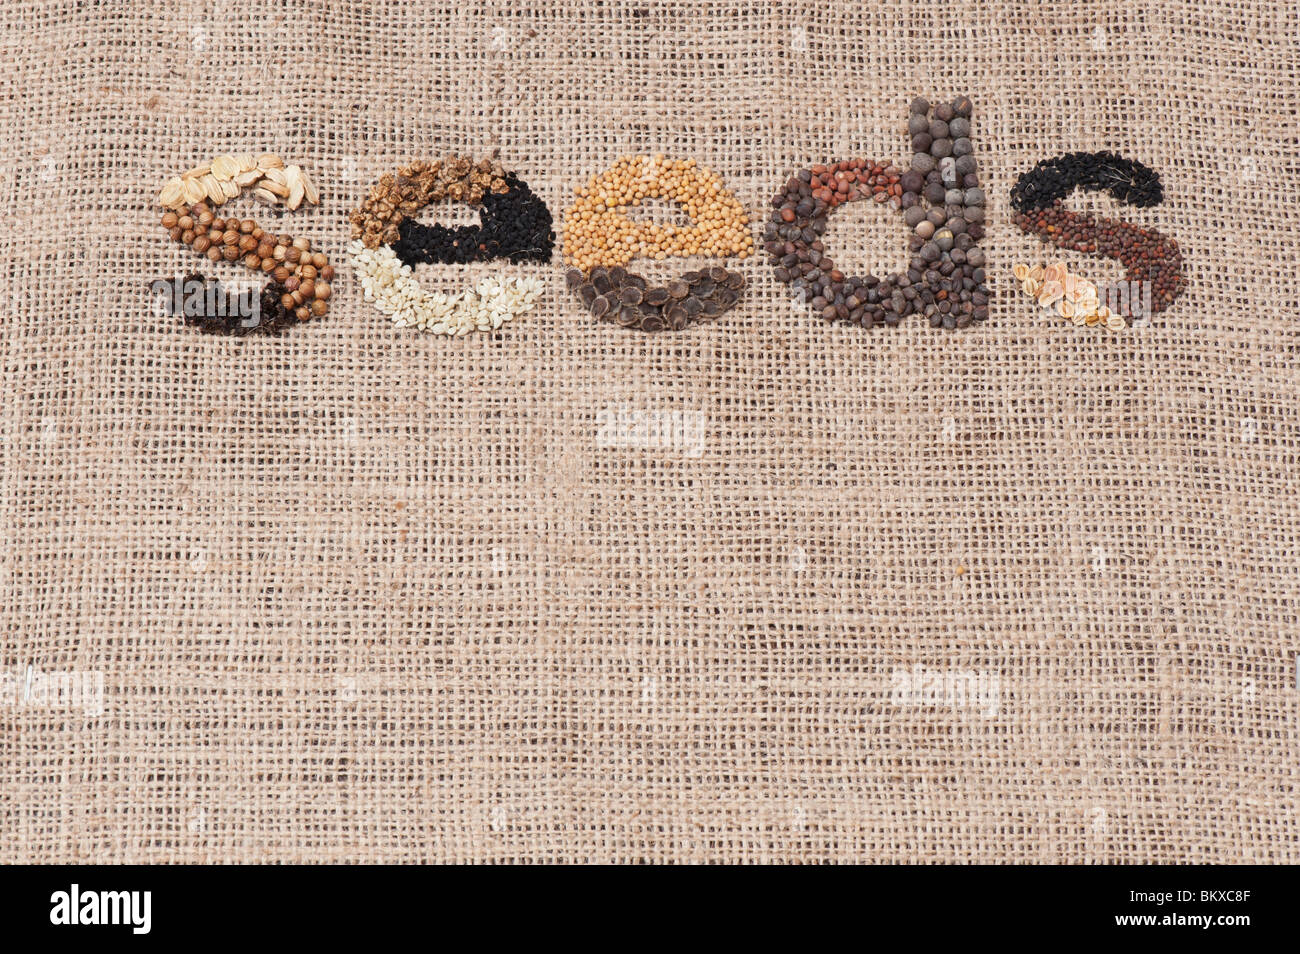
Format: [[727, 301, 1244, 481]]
[[1, 0, 1297, 863]]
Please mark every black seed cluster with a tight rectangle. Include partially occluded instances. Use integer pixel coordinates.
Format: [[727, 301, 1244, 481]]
[[392, 173, 554, 267], [766, 95, 990, 330], [153, 273, 297, 336], [566, 265, 745, 332], [1010, 151, 1163, 213]]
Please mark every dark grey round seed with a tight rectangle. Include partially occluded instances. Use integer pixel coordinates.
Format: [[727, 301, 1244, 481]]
[[934, 103, 954, 122], [908, 113, 928, 135], [952, 138, 972, 157], [955, 155, 976, 175], [930, 138, 952, 158], [964, 188, 985, 206], [945, 188, 964, 205], [952, 95, 973, 118], [911, 153, 935, 173], [966, 248, 985, 267], [910, 96, 930, 114], [934, 229, 954, 252], [929, 120, 949, 139], [948, 117, 970, 138], [904, 206, 927, 227]]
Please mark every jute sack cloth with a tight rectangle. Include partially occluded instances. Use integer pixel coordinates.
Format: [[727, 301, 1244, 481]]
[[1, 0, 1296, 863]]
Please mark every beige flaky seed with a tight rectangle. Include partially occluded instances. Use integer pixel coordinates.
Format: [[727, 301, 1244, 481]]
[[1016, 261, 1128, 333]]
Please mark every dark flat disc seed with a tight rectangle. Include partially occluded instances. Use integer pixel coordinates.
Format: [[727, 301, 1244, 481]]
[[666, 280, 690, 299], [592, 273, 613, 294], [579, 284, 597, 306], [692, 279, 715, 297], [708, 266, 728, 282], [644, 286, 670, 306], [725, 271, 745, 290], [715, 288, 739, 308], [590, 295, 611, 318], [682, 296, 703, 317], [682, 271, 702, 283], [620, 285, 643, 305], [608, 266, 628, 285], [565, 268, 584, 289], [625, 273, 647, 291], [701, 299, 722, 316]]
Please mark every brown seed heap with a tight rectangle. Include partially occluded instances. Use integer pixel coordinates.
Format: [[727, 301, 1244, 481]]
[[766, 97, 990, 330], [565, 264, 745, 333], [561, 154, 752, 271], [349, 155, 509, 249], [159, 203, 334, 323], [157, 154, 320, 211], [561, 155, 752, 332], [1012, 200, 1184, 315]]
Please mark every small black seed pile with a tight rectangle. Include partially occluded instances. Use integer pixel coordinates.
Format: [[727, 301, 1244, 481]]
[[153, 273, 297, 336], [392, 173, 554, 267], [767, 95, 990, 330], [1010, 151, 1163, 213], [566, 265, 745, 332]]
